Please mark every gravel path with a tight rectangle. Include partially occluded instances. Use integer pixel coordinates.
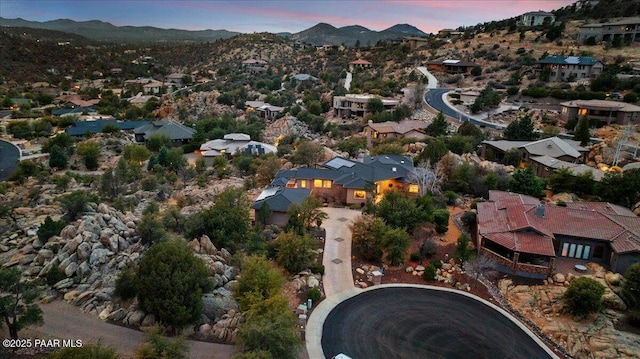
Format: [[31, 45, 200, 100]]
[[24, 300, 236, 359]]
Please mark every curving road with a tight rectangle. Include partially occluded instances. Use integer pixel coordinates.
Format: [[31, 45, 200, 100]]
[[321, 286, 556, 359], [425, 89, 507, 130], [25, 300, 236, 359], [0, 139, 20, 181]]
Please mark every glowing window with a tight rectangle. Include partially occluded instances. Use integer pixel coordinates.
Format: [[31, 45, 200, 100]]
[[314, 179, 332, 188], [300, 180, 307, 188], [578, 108, 587, 116], [409, 184, 419, 193], [354, 190, 366, 199]]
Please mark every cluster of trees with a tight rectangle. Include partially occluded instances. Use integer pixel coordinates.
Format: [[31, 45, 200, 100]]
[[471, 85, 502, 113], [234, 255, 302, 358]]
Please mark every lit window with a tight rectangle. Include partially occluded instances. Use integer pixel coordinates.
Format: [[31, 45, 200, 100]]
[[313, 179, 322, 188], [300, 180, 307, 188], [322, 180, 332, 188], [354, 190, 366, 199], [578, 108, 587, 116], [409, 184, 419, 193]]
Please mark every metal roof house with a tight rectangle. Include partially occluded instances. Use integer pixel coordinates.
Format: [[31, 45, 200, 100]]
[[65, 119, 150, 137], [481, 136, 589, 165], [133, 120, 196, 145], [252, 187, 312, 227], [477, 191, 640, 277], [199, 133, 277, 163], [536, 55, 604, 81]]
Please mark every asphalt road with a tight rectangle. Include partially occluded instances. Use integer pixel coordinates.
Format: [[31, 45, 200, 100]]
[[424, 89, 506, 130], [321, 287, 554, 359], [0, 139, 20, 181], [23, 300, 236, 359]]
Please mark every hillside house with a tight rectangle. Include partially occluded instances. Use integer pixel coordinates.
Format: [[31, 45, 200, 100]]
[[364, 120, 428, 147], [427, 59, 479, 74], [578, 17, 640, 44], [252, 187, 312, 227], [481, 136, 588, 165], [536, 55, 604, 81], [560, 99, 640, 125], [199, 133, 276, 163], [477, 191, 640, 278], [241, 59, 268, 74], [528, 155, 605, 181], [245, 101, 285, 120], [349, 59, 372, 71], [271, 155, 418, 206], [134, 120, 196, 145], [333, 94, 399, 119], [65, 119, 149, 137], [518, 11, 555, 27], [165, 73, 185, 87], [402, 36, 430, 50]]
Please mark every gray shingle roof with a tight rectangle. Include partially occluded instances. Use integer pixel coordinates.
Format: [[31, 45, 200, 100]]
[[252, 187, 312, 212], [134, 120, 196, 141]]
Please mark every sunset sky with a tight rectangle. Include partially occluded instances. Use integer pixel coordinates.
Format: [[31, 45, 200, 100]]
[[1, 0, 576, 34]]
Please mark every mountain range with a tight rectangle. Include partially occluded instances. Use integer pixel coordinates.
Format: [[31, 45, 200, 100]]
[[0, 17, 427, 45]]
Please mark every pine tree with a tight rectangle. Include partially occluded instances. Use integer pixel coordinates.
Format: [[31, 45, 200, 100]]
[[426, 111, 449, 137], [574, 116, 591, 146]]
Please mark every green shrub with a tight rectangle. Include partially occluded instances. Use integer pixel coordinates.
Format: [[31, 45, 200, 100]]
[[308, 286, 321, 303], [444, 191, 457, 205], [433, 209, 450, 233], [423, 264, 437, 281], [45, 266, 66, 286], [37, 216, 66, 242], [309, 263, 325, 276], [563, 277, 605, 317], [432, 260, 443, 269], [114, 268, 137, 300], [410, 252, 421, 262]]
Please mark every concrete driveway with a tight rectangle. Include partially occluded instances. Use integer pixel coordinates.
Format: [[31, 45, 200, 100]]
[[320, 207, 360, 297]]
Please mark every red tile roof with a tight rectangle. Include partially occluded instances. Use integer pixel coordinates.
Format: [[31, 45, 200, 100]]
[[478, 191, 640, 256]]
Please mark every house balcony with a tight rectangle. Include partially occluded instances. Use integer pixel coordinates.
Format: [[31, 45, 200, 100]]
[[480, 247, 554, 278]]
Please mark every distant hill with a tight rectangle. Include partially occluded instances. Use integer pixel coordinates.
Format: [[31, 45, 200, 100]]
[[0, 17, 240, 44], [291, 22, 427, 46]]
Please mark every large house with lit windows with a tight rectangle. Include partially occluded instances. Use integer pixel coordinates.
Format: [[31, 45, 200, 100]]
[[477, 191, 640, 278], [252, 155, 420, 224], [560, 99, 640, 125]]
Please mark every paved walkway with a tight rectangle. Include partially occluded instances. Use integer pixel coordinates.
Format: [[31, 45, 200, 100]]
[[24, 300, 236, 359], [344, 72, 352, 91], [320, 207, 359, 297], [306, 207, 361, 359], [416, 66, 438, 89]]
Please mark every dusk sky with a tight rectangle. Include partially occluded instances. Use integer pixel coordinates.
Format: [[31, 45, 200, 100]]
[[1, 0, 575, 34]]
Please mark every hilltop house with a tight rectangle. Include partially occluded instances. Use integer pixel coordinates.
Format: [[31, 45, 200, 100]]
[[364, 120, 428, 147], [518, 11, 555, 27], [270, 155, 419, 206], [165, 73, 186, 87], [199, 133, 277, 163], [134, 120, 196, 145], [477, 191, 640, 278], [402, 36, 430, 50], [560, 100, 640, 125], [578, 17, 640, 44], [427, 59, 479, 74], [536, 55, 604, 81], [333, 94, 400, 119]]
